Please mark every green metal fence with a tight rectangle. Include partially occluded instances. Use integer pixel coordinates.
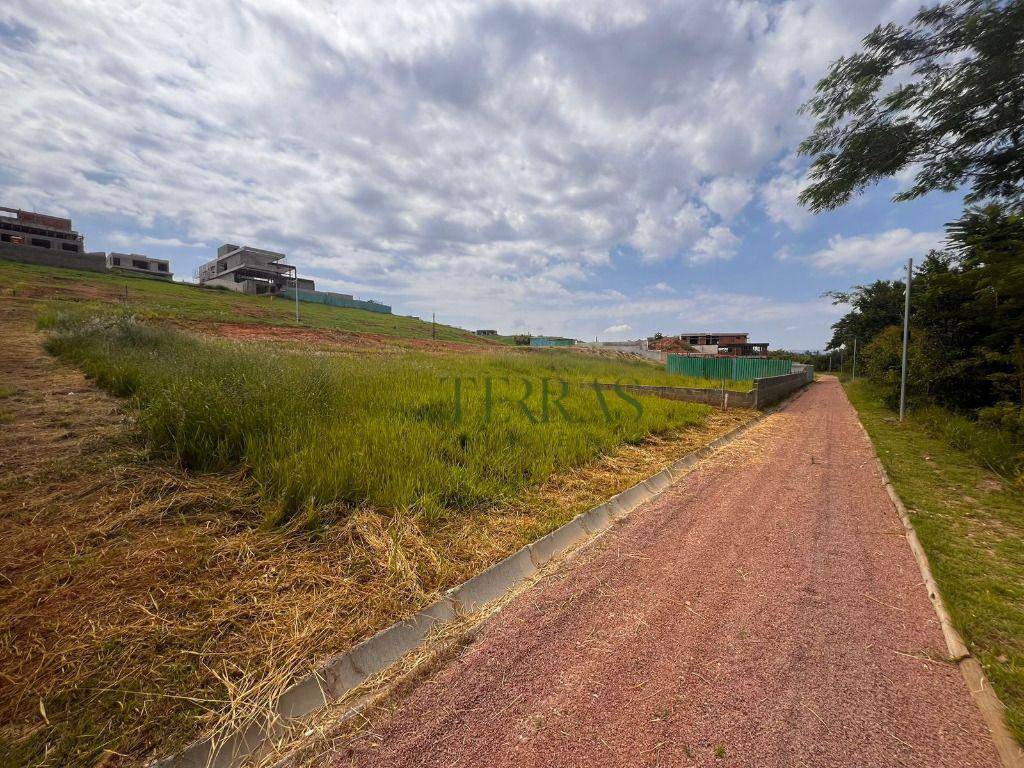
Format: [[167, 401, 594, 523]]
[[279, 287, 392, 314], [530, 337, 575, 347], [666, 354, 792, 380]]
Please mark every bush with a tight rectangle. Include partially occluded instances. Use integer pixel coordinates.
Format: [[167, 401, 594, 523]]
[[862, 325, 939, 410], [916, 405, 1024, 481], [979, 401, 1024, 441]]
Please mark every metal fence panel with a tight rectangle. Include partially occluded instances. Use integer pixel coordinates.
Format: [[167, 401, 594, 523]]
[[666, 355, 792, 381]]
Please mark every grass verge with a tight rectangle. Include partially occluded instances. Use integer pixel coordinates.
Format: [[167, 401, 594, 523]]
[[844, 379, 1024, 744]]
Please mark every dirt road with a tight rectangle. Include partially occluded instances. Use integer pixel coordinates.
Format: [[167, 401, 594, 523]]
[[333, 378, 999, 767]]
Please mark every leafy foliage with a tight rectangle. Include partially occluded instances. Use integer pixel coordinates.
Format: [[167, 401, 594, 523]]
[[799, 0, 1024, 211], [825, 279, 907, 352], [825, 201, 1024, 479]]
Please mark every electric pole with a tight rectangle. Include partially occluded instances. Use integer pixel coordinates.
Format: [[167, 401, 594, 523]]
[[899, 258, 912, 421]]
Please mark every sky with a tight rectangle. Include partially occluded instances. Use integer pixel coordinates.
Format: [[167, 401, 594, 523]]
[[0, 0, 965, 350]]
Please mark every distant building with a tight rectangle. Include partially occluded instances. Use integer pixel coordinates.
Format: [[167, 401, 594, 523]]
[[0, 206, 106, 272], [650, 333, 766, 357], [576, 338, 661, 361], [107, 252, 172, 280], [196, 244, 314, 295], [475, 329, 498, 336]]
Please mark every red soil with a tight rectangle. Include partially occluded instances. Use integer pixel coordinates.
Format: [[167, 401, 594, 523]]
[[194, 322, 497, 353]]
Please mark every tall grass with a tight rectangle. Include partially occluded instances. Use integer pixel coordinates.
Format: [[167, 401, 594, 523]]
[[914, 405, 1024, 484], [42, 307, 713, 524]]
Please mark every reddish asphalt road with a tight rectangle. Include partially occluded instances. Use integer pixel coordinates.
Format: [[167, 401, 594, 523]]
[[334, 378, 1000, 767]]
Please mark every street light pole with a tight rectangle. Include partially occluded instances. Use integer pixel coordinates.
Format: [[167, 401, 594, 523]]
[[899, 258, 912, 421]]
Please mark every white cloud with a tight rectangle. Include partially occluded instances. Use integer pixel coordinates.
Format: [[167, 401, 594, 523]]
[[700, 176, 754, 222], [631, 194, 707, 261], [690, 225, 740, 264], [647, 281, 676, 293], [106, 232, 207, 250], [602, 323, 633, 335], [806, 229, 943, 272], [0, 0, 925, 346], [761, 170, 813, 231]]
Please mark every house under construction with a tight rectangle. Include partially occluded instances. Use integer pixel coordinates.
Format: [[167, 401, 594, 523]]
[[650, 332, 769, 357], [0, 207, 107, 272], [196, 244, 315, 295]]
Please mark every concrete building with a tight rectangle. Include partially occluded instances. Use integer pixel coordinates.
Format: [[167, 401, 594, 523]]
[[107, 252, 172, 279], [475, 329, 498, 336], [576, 338, 662, 361], [650, 333, 766, 357], [0, 207, 106, 272], [196, 244, 314, 295]]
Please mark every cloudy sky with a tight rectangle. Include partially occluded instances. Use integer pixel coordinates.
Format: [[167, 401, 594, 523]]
[[1, 0, 962, 349]]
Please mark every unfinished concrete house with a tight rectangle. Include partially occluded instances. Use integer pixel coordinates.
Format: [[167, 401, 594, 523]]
[[107, 252, 173, 280], [0, 207, 106, 272], [195, 244, 314, 295]]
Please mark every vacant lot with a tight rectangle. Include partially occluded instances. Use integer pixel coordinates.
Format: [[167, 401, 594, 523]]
[[0, 260, 496, 344], [845, 380, 1024, 743], [0, 278, 756, 767], [42, 304, 717, 524]]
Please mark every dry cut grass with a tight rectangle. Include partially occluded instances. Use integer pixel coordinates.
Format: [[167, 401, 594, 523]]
[[0, 298, 755, 767]]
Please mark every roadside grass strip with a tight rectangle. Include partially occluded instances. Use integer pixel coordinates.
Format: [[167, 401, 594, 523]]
[[845, 380, 1024, 746]]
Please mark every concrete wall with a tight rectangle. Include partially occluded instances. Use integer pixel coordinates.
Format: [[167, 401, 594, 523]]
[[0, 242, 106, 273], [752, 369, 813, 408], [279, 287, 392, 314], [594, 367, 813, 411], [592, 382, 756, 409]]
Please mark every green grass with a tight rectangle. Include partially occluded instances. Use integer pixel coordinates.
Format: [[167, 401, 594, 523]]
[[844, 380, 1024, 743], [42, 306, 718, 525], [0, 259, 488, 343], [913, 404, 1024, 482]]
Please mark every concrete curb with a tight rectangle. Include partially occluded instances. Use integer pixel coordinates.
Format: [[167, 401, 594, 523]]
[[152, 386, 807, 768], [852, 416, 1023, 768]]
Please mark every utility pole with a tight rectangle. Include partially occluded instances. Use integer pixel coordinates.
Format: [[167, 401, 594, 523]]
[[432, 312, 436, 340], [899, 258, 913, 421], [852, 337, 858, 382]]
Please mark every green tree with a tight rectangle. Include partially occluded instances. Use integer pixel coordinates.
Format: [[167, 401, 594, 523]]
[[825, 280, 906, 351], [798, 0, 1024, 212], [946, 203, 1024, 349]]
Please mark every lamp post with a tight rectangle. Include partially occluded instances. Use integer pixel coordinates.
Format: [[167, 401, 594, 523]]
[[899, 258, 912, 421]]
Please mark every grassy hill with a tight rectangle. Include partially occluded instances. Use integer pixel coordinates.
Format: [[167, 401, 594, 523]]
[[0, 259, 498, 345]]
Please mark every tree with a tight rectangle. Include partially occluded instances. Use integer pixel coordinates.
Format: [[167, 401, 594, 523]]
[[798, 0, 1024, 212], [824, 280, 907, 351], [946, 202, 1024, 349]]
